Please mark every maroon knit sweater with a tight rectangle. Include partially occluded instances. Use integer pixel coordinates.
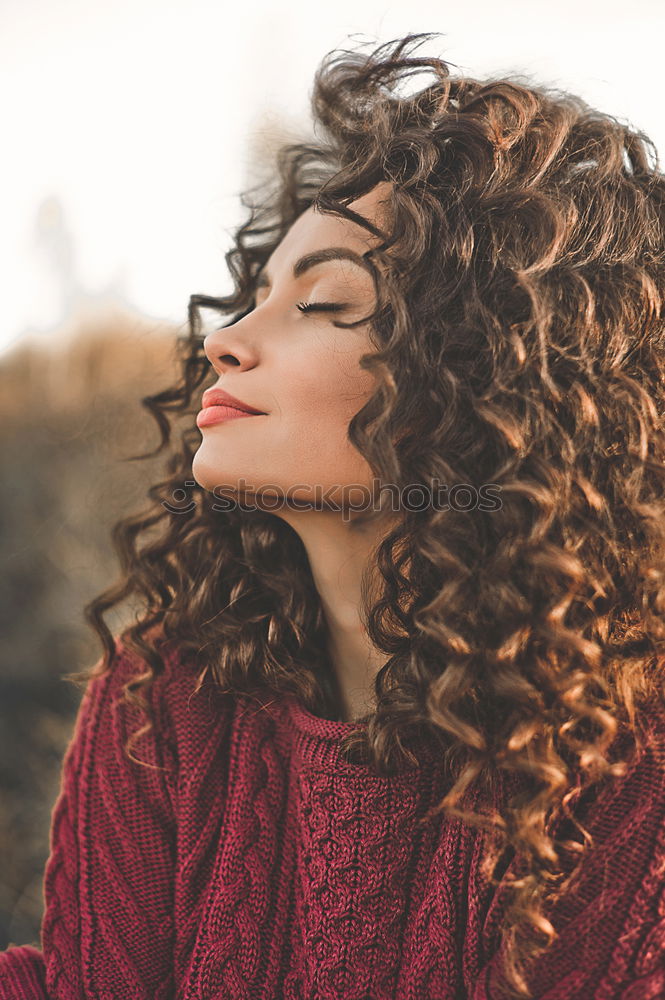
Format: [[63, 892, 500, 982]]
[[1, 636, 664, 999]]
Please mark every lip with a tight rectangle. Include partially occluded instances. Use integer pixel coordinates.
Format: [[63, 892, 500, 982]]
[[200, 387, 266, 414], [197, 405, 263, 428], [197, 387, 267, 429]]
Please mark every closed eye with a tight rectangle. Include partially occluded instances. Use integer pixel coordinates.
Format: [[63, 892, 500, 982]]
[[296, 300, 348, 314]]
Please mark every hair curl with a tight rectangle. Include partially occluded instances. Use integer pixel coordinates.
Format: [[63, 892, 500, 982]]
[[67, 32, 665, 999]]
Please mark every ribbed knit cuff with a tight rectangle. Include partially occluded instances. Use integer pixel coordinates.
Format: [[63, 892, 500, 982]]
[[0, 944, 47, 998]]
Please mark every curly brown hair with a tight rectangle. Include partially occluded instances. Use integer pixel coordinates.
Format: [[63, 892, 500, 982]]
[[66, 32, 665, 1000]]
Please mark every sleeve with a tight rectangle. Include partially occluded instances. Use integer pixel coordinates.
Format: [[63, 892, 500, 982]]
[[0, 639, 178, 1000]]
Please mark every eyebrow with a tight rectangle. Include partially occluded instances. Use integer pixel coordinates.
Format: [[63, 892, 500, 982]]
[[255, 247, 373, 287]]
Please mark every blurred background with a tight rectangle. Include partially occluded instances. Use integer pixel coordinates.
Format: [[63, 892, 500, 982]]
[[1, 0, 663, 951]]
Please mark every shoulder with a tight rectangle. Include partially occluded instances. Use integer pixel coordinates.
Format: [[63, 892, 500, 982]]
[[78, 626, 237, 785], [482, 701, 665, 997], [549, 697, 665, 994], [558, 695, 665, 848], [609, 694, 665, 803]]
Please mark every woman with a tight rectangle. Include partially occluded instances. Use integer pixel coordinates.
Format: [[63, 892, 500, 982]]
[[2, 31, 664, 1000]]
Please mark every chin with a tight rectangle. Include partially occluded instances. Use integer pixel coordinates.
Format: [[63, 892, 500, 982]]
[[191, 450, 231, 494]]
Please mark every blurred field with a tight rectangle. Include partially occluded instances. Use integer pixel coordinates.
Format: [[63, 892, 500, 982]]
[[0, 307, 184, 950]]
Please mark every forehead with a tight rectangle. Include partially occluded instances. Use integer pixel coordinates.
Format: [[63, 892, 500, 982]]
[[267, 182, 392, 275]]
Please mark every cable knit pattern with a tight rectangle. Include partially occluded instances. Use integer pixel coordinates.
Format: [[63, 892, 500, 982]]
[[1, 636, 664, 999]]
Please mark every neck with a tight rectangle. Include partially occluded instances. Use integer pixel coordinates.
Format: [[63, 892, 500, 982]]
[[273, 506, 396, 722]]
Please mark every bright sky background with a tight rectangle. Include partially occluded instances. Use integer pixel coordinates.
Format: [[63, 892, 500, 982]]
[[2, 0, 663, 358]]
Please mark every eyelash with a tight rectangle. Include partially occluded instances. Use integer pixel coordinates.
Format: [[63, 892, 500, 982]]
[[296, 300, 345, 315]]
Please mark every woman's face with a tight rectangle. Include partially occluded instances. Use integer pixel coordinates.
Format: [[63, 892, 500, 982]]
[[192, 182, 392, 517]]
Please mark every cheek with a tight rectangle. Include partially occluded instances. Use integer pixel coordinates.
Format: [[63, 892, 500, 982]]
[[286, 340, 377, 421], [279, 398, 364, 464], [277, 353, 377, 484]]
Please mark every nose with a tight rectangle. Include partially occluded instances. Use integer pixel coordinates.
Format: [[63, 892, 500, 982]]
[[203, 328, 241, 374], [202, 316, 258, 376]]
